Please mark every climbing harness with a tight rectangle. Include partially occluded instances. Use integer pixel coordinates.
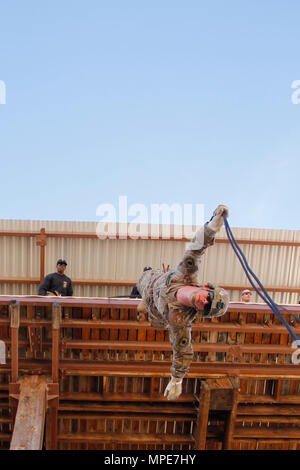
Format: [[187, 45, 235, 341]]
[[223, 213, 300, 345]]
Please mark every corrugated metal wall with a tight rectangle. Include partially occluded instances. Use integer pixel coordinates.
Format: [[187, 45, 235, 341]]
[[0, 219, 299, 304]]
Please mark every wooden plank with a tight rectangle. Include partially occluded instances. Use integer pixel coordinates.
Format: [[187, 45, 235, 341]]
[[206, 378, 234, 389], [127, 308, 137, 361], [237, 404, 300, 416], [223, 381, 239, 450], [1, 314, 300, 335], [118, 308, 128, 362], [4, 357, 300, 380], [59, 391, 196, 402], [52, 303, 61, 383], [61, 339, 297, 355], [58, 412, 195, 421], [91, 308, 100, 361], [109, 308, 120, 361], [100, 308, 110, 361], [59, 401, 195, 414], [207, 378, 235, 411], [237, 416, 300, 424], [58, 432, 194, 444], [10, 375, 47, 450], [81, 307, 91, 360], [238, 395, 300, 404], [234, 426, 300, 439], [10, 301, 20, 384], [193, 381, 211, 450]]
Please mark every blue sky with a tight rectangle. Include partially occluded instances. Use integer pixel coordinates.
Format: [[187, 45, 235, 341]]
[[1, 1, 300, 230]]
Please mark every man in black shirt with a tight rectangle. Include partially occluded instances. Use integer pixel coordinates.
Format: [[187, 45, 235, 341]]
[[38, 259, 73, 296]]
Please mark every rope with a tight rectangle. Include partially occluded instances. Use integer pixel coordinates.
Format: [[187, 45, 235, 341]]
[[222, 214, 300, 344]]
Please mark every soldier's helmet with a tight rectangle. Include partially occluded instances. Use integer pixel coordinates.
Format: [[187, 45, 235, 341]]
[[203, 282, 229, 318]]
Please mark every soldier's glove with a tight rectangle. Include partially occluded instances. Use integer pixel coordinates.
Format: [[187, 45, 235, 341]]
[[208, 204, 229, 232], [164, 376, 183, 400]]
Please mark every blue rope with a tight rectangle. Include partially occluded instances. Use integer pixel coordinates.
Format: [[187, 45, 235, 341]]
[[222, 214, 300, 344]]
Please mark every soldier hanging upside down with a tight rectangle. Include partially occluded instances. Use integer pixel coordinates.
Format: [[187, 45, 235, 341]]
[[137, 205, 230, 400]]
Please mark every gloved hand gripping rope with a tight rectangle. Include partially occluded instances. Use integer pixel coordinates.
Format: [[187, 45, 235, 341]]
[[222, 213, 300, 347]]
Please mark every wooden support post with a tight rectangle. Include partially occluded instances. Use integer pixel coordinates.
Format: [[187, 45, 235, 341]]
[[193, 381, 211, 450], [223, 377, 240, 450], [10, 375, 47, 450], [45, 395, 59, 450], [36, 228, 47, 283], [10, 301, 20, 384], [52, 303, 61, 383], [44, 303, 61, 450], [207, 377, 237, 411], [193, 377, 240, 450]]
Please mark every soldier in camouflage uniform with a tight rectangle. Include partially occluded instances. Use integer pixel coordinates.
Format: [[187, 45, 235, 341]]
[[137, 205, 230, 400]]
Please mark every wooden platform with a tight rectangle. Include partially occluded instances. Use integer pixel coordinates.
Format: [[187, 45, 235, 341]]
[[0, 296, 300, 450]]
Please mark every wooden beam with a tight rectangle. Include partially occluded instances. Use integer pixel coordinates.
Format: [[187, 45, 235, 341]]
[[10, 301, 20, 384], [207, 377, 237, 411], [59, 401, 195, 414], [59, 391, 196, 402], [1, 318, 300, 336], [57, 432, 194, 444], [51, 303, 61, 383], [10, 375, 47, 450], [1, 227, 300, 248], [3, 358, 300, 382], [234, 427, 300, 439], [223, 378, 240, 450], [3, 337, 297, 357], [58, 339, 298, 356], [3, 358, 300, 380], [236, 416, 300, 424], [0, 296, 300, 317], [193, 381, 211, 449], [237, 404, 300, 416], [35, 228, 47, 283], [1, 274, 300, 294], [59, 412, 196, 421]]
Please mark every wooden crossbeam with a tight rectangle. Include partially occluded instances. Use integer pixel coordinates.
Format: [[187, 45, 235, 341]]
[[0, 318, 299, 335], [3, 359, 300, 379], [59, 339, 297, 354], [59, 401, 195, 414], [58, 412, 196, 421], [237, 404, 300, 415], [59, 391, 196, 402], [237, 416, 300, 424], [234, 427, 300, 439], [10, 375, 47, 450], [58, 432, 194, 444]]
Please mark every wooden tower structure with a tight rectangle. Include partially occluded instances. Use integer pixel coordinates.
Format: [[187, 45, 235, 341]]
[[0, 296, 300, 450]]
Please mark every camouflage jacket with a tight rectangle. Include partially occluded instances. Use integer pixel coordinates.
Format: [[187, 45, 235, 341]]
[[137, 223, 216, 379]]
